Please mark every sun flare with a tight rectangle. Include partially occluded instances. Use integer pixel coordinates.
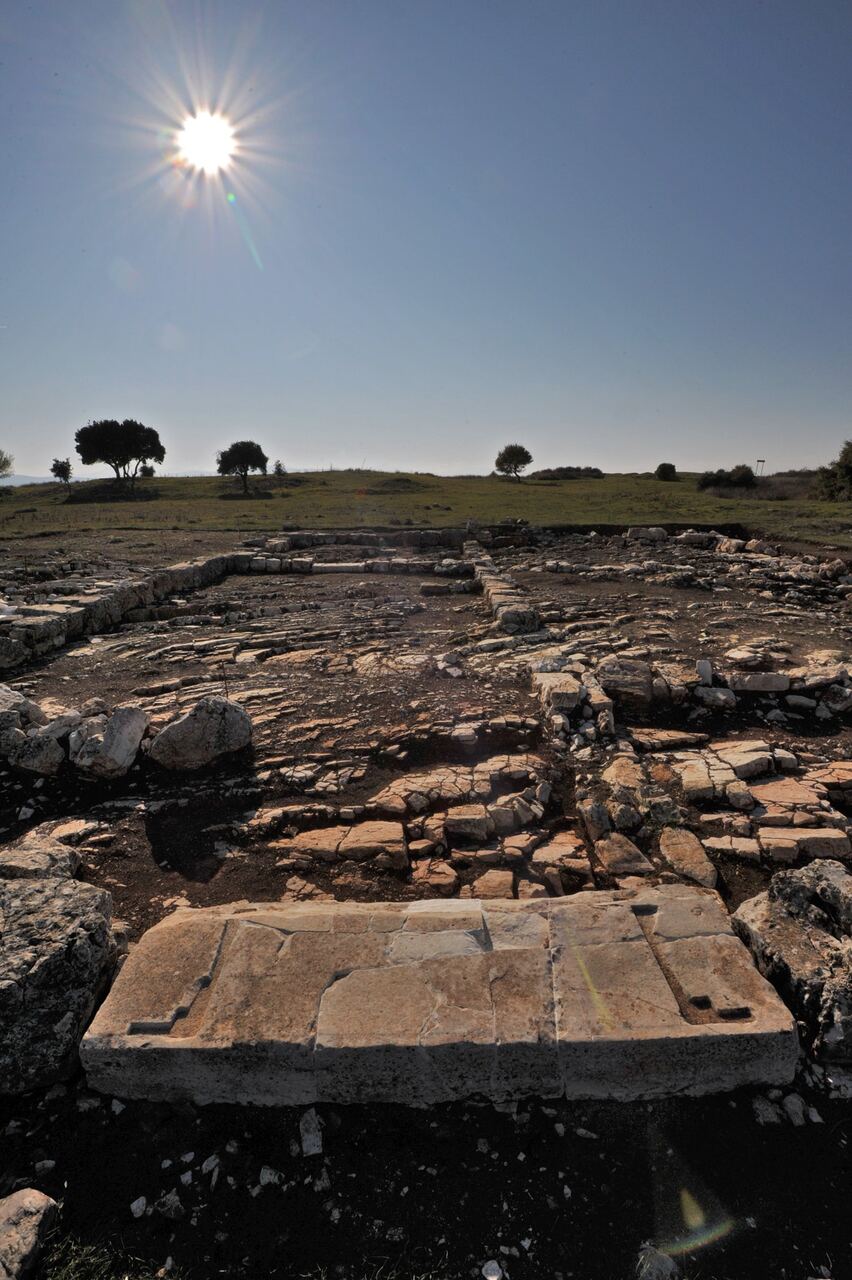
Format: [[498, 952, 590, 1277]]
[[176, 111, 235, 174]]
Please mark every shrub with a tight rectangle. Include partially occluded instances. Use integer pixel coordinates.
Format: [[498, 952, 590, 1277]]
[[654, 462, 677, 481], [697, 464, 757, 491], [529, 465, 604, 480]]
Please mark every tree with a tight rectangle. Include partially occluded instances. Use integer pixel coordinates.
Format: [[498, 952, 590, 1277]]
[[495, 443, 533, 481], [75, 420, 165, 489], [273, 459, 287, 478], [655, 462, 677, 481], [139, 463, 156, 478], [0, 450, 13, 481], [817, 441, 852, 500], [217, 440, 269, 493], [50, 457, 72, 484]]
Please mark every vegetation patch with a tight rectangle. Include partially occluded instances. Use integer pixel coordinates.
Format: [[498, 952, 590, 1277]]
[[64, 483, 158, 504]]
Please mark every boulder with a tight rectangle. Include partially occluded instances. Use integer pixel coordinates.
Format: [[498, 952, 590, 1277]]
[[148, 697, 252, 771], [0, 727, 65, 776], [596, 656, 654, 708], [0, 825, 81, 880], [734, 861, 852, 1064], [70, 706, 149, 779], [1, 877, 115, 1094], [0, 1189, 57, 1279], [0, 685, 45, 726]]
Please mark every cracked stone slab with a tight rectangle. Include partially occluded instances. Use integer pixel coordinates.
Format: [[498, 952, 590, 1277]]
[[81, 887, 798, 1107]]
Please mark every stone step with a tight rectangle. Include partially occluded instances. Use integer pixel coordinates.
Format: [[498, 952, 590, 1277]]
[[81, 887, 798, 1108]]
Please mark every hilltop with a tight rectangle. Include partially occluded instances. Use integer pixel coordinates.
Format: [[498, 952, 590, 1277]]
[[0, 468, 849, 549]]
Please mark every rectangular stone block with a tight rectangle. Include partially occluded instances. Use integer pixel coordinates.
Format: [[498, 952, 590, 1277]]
[[532, 672, 582, 712], [82, 888, 798, 1107]]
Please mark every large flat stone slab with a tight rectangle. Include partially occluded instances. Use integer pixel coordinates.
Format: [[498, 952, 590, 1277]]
[[81, 887, 798, 1106]]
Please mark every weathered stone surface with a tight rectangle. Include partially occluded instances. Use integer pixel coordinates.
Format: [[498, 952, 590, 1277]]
[[601, 755, 645, 795], [734, 861, 852, 1065], [0, 826, 81, 880], [0, 1188, 57, 1280], [757, 827, 851, 861], [369, 754, 542, 816], [148, 697, 252, 771], [471, 869, 514, 898], [0, 727, 65, 776], [532, 672, 582, 712], [658, 827, 716, 888], [444, 804, 492, 841], [596, 656, 654, 707], [283, 821, 407, 869], [729, 672, 790, 693], [594, 833, 653, 877], [629, 728, 708, 752], [69, 706, 149, 779], [1, 878, 115, 1094], [82, 889, 796, 1106]]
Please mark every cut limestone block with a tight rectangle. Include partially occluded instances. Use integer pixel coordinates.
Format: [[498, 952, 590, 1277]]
[[757, 827, 852, 862], [532, 673, 582, 712], [82, 887, 797, 1107]]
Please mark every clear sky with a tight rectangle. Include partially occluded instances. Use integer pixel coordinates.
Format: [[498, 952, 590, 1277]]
[[1, 0, 850, 477]]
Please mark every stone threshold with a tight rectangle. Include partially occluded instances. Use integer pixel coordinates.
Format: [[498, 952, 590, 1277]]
[[82, 885, 798, 1107]]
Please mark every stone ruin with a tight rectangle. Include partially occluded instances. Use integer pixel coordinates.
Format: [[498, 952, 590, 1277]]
[[2, 520, 852, 1114]]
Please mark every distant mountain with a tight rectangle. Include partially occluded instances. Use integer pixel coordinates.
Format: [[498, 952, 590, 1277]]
[[0, 475, 53, 485]]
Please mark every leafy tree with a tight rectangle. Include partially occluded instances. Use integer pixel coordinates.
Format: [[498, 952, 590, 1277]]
[[495, 443, 533, 481], [655, 462, 677, 481], [816, 441, 852, 500], [217, 440, 269, 493], [273, 459, 287, 478], [0, 450, 13, 481], [139, 463, 156, 478], [75, 420, 165, 489], [50, 457, 72, 484]]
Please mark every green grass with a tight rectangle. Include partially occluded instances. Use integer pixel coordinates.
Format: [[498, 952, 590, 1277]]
[[1, 470, 850, 547], [39, 1235, 185, 1280]]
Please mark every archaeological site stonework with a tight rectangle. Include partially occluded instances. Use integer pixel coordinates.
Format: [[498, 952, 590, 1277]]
[[2, 520, 852, 1274]]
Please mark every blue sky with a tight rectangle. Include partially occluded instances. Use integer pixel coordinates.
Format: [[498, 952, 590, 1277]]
[[1, 0, 850, 476]]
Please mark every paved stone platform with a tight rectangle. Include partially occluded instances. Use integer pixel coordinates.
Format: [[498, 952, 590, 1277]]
[[82, 886, 799, 1106]]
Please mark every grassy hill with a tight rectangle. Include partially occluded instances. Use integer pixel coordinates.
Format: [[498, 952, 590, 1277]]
[[0, 470, 850, 549]]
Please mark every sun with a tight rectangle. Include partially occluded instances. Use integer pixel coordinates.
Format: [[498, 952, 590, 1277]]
[[176, 111, 235, 175]]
